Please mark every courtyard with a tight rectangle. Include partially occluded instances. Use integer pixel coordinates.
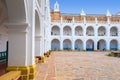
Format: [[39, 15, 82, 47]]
[[35, 51, 120, 80]]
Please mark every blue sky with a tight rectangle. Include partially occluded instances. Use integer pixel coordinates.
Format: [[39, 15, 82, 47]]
[[50, 0, 120, 14]]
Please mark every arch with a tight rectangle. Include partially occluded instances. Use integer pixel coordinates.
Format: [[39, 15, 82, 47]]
[[51, 39, 60, 50], [86, 39, 94, 51], [75, 26, 83, 36], [98, 26, 106, 36], [63, 39, 72, 50], [86, 26, 94, 36], [110, 39, 118, 50], [6, 0, 27, 22], [97, 39, 106, 51], [63, 26, 72, 36], [51, 25, 60, 35], [110, 27, 118, 36], [35, 10, 40, 36], [34, 9, 41, 56], [75, 39, 83, 50]]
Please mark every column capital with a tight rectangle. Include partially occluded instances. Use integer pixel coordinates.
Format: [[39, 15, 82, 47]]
[[5, 23, 30, 33], [35, 35, 42, 41]]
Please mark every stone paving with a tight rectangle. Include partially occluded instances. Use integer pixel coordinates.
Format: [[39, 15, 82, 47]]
[[35, 51, 120, 80]]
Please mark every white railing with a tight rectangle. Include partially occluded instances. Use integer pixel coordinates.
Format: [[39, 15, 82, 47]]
[[86, 21, 95, 23], [52, 20, 120, 25]]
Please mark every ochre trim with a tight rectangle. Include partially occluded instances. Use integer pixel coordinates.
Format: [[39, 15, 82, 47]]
[[29, 64, 36, 79], [6, 64, 36, 80], [36, 56, 45, 63]]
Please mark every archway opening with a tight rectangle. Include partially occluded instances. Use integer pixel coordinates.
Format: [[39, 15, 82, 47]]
[[110, 40, 118, 50], [86, 26, 94, 36], [35, 11, 40, 36], [75, 26, 83, 36], [35, 10, 41, 56], [97, 39, 106, 51], [98, 26, 106, 36], [110, 27, 118, 36], [86, 39, 94, 51], [51, 26, 60, 35], [63, 26, 72, 36], [63, 39, 72, 50], [75, 39, 83, 50], [51, 39, 60, 50]]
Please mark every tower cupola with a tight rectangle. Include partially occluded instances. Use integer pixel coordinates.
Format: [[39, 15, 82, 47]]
[[54, 1, 59, 12]]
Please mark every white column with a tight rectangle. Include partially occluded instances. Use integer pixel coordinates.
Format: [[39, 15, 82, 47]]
[[72, 26, 74, 36], [107, 25, 110, 37], [118, 26, 120, 38], [83, 39, 86, 50], [40, 14, 45, 55], [35, 36, 41, 56], [83, 25, 86, 36], [60, 39, 63, 50], [118, 39, 120, 50], [106, 39, 110, 50], [72, 17, 75, 23], [95, 17, 98, 24], [94, 40, 97, 50], [94, 25, 98, 37], [61, 16, 63, 23], [84, 17, 86, 24], [94, 26, 98, 50], [6, 23, 34, 66], [60, 24, 63, 36], [72, 39, 74, 50], [83, 25, 86, 50], [107, 17, 110, 24], [60, 25, 63, 50], [40, 38, 44, 56]]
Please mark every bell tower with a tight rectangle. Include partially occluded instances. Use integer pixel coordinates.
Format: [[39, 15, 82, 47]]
[[51, 1, 60, 21], [54, 1, 59, 12]]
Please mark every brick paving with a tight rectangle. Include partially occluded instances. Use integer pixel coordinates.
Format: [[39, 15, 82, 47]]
[[35, 53, 56, 80], [36, 51, 120, 80]]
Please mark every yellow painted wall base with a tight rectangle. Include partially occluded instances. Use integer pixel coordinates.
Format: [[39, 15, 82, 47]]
[[29, 64, 36, 79], [6, 64, 37, 80], [0, 71, 21, 80], [35, 58, 39, 63]]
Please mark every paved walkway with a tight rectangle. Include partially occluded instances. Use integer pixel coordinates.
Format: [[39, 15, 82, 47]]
[[35, 51, 120, 80]]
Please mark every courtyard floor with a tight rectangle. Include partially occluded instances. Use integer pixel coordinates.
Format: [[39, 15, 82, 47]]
[[35, 51, 120, 80]]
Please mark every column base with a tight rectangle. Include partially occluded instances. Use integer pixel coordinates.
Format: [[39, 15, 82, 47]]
[[35, 57, 39, 64], [29, 64, 36, 80], [36, 56, 45, 63], [6, 64, 36, 80]]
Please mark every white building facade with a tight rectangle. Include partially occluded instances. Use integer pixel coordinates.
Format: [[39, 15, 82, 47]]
[[51, 1, 120, 51]]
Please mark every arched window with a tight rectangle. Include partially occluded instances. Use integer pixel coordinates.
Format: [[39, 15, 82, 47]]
[[51, 39, 60, 50], [51, 26, 60, 35], [98, 26, 106, 36], [75, 26, 83, 36], [86, 39, 94, 51], [63, 39, 72, 50], [110, 40, 118, 50], [63, 26, 72, 36], [75, 39, 83, 50], [86, 26, 94, 36], [97, 39, 106, 51], [110, 27, 118, 36]]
